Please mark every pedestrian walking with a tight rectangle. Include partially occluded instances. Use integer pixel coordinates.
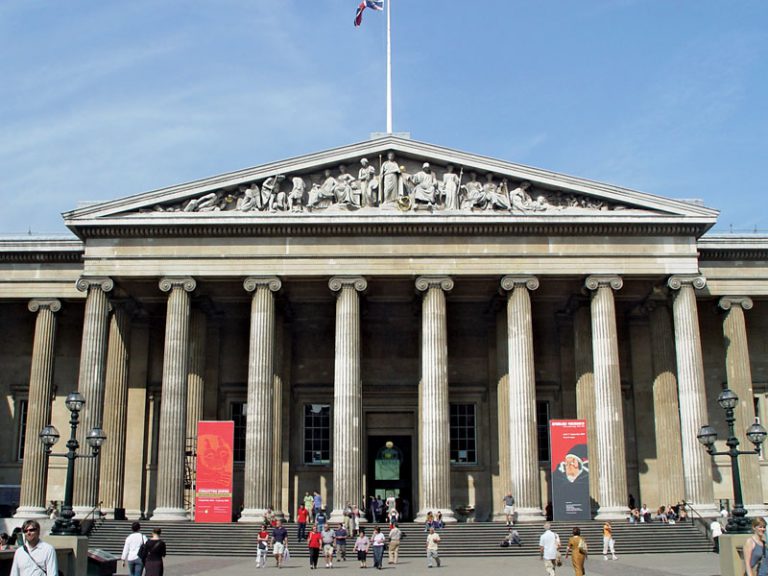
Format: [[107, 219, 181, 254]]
[[334, 523, 348, 562], [355, 528, 370, 568], [602, 521, 617, 560], [371, 526, 386, 570], [321, 524, 336, 568], [388, 523, 402, 565], [256, 524, 270, 568], [272, 519, 289, 569], [710, 519, 723, 553], [304, 492, 316, 522], [743, 517, 768, 576], [426, 526, 441, 568], [503, 492, 516, 526], [315, 508, 328, 532], [539, 522, 561, 576], [142, 528, 167, 576], [307, 525, 323, 570], [564, 526, 587, 576], [9, 520, 58, 576], [120, 521, 147, 576]]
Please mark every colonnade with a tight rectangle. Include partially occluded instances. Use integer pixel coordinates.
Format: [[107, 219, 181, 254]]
[[13, 272, 764, 521]]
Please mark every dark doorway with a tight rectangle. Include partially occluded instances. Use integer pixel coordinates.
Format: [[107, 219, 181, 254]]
[[366, 435, 413, 522]]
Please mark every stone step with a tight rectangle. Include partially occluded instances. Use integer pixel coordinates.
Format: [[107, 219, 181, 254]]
[[88, 520, 712, 558]]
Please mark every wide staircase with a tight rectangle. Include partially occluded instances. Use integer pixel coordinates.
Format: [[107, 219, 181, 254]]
[[88, 520, 712, 558]]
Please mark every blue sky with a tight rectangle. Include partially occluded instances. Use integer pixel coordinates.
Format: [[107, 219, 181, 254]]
[[1, 0, 766, 235]]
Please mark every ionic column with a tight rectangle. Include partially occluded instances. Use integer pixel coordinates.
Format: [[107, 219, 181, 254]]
[[500, 276, 543, 520], [415, 276, 455, 523], [15, 299, 61, 518], [185, 309, 207, 447], [240, 276, 281, 523], [99, 303, 132, 518], [648, 300, 685, 506], [585, 275, 628, 519], [573, 303, 599, 511], [667, 275, 716, 516], [153, 276, 196, 521], [719, 296, 766, 514], [73, 277, 113, 516], [329, 276, 367, 523], [272, 312, 287, 519]]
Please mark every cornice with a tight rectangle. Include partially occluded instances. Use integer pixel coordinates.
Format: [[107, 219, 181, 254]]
[[698, 235, 768, 261]]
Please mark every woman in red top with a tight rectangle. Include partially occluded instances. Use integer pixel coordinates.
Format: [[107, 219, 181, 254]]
[[256, 524, 270, 568], [297, 504, 310, 541], [307, 524, 323, 570]]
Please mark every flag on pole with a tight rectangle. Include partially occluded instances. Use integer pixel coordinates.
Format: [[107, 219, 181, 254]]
[[354, 0, 383, 27]]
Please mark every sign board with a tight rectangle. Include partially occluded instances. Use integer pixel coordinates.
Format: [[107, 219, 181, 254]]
[[550, 419, 591, 521], [194, 421, 234, 523]]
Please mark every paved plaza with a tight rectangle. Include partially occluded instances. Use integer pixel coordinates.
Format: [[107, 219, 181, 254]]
[[111, 553, 721, 576]]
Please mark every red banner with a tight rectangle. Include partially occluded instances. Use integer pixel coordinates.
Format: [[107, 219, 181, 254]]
[[195, 421, 234, 523], [550, 419, 591, 521]]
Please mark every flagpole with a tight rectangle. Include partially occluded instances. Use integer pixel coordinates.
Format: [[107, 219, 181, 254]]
[[386, 0, 392, 134]]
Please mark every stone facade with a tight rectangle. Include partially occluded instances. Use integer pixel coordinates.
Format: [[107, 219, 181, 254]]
[[1, 137, 767, 522]]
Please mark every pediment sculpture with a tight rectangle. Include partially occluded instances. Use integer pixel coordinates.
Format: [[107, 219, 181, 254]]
[[140, 152, 635, 216]]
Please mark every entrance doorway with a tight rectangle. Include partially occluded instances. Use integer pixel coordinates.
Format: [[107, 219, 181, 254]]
[[367, 435, 413, 521]]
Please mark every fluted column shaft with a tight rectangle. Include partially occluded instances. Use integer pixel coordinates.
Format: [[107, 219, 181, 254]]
[[153, 277, 196, 521], [16, 300, 61, 518], [573, 304, 599, 509], [719, 296, 764, 511], [668, 275, 716, 515], [415, 276, 455, 522], [272, 315, 286, 518], [585, 275, 628, 519], [501, 276, 542, 520], [329, 276, 367, 522], [99, 304, 132, 516], [185, 309, 207, 444], [648, 302, 685, 505], [240, 277, 281, 522], [73, 277, 113, 514]]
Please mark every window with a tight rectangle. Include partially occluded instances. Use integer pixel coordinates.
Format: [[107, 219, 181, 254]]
[[17, 400, 28, 461], [231, 402, 247, 462], [536, 400, 550, 462], [450, 403, 476, 464], [304, 404, 331, 465]]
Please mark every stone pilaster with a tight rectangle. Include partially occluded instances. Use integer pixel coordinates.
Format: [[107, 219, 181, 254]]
[[329, 276, 367, 523], [500, 276, 543, 521], [415, 276, 456, 523], [667, 275, 717, 516], [573, 303, 599, 512], [99, 303, 132, 518], [15, 299, 61, 518], [73, 277, 113, 516], [719, 296, 766, 515], [648, 300, 685, 506], [153, 276, 196, 521], [240, 276, 281, 523], [585, 275, 628, 519]]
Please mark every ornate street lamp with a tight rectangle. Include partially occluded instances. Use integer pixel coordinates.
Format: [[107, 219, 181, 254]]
[[39, 391, 107, 535], [697, 388, 767, 534]]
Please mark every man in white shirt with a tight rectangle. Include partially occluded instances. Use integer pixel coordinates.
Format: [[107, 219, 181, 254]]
[[538, 522, 561, 576], [121, 521, 148, 576], [710, 519, 724, 553], [10, 520, 58, 576]]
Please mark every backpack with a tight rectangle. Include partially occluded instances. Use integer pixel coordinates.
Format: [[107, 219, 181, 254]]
[[138, 542, 149, 562]]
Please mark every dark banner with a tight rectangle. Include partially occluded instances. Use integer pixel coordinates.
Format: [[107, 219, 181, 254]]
[[195, 421, 234, 523], [550, 419, 591, 521]]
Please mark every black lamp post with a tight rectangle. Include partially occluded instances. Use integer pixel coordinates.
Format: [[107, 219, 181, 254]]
[[697, 388, 767, 534], [39, 391, 107, 535]]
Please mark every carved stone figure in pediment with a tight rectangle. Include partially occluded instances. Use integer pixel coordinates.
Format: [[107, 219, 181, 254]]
[[461, 172, 487, 210], [380, 152, 401, 205], [510, 181, 547, 213], [412, 163, 438, 208], [486, 174, 512, 211], [236, 183, 265, 211], [358, 158, 378, 207], [440, 165, 461, 211], [308, 169, 337, 209], [185, 190, 231, 212], [288, 177, 306, 212], [263, 175, 286, 212], [335, 165, 360, 208]]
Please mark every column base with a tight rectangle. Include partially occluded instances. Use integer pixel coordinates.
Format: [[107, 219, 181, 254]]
[[151, 507, 189, 521], [329, 509, 347, 524], [238, 508, 268, 523], [513, 507, 545, 523], [595, 506, 628, 520], [14, 506, 48, 519], [414, 509, 457, 523]]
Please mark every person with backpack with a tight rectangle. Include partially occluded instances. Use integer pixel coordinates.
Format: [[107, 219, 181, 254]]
[[142, 528, 166, 576], [121, 522, 148, 576]]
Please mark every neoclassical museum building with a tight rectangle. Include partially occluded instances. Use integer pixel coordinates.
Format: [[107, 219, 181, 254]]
[[2, 137, 767, 523]]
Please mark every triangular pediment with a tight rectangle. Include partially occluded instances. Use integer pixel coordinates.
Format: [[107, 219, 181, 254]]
[[63, 136, 718, 235]]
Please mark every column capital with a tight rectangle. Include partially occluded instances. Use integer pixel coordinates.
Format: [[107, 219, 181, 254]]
[[76, 276, 114, 293], [415, 276, 453, 292], [244, 276, 282, 293], [159, 276, 196, 293], [329, 276, 367, 293], [500, 275, 539, 292], [28, 299, 61, 313], [667, 275, 706, 291], [718, 296, 753, 311], [585, 275, 623, 291]]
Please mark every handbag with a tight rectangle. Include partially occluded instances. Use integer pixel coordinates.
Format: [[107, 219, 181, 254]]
[[578, 537, 588, 554], [555, 552, 563, 566]]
